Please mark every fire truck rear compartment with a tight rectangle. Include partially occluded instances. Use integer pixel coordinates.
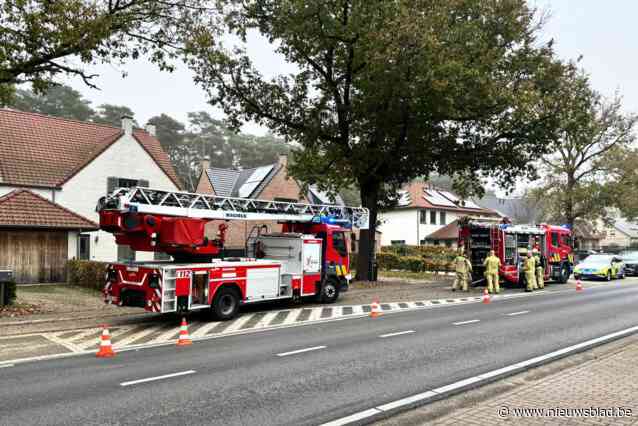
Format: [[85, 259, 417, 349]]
[[120, 288, 146, 308], [469, 226, 491, 280]]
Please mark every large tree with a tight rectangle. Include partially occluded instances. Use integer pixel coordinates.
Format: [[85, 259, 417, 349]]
[[186, 0, 566, 280], [531, 69, 638, 228], [9, 84, 94, 121], [93, 104, 137, 126], [0, 0, 218, 103]]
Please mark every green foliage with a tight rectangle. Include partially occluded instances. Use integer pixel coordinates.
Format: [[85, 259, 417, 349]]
[[376, 246, 456, 273], [0, 0, 219, 104], [67, 259, 107, 291], [93, 104, 137, 126], [186, 0, 567, 280], [10, 86, 94, 121], [532, 68, 638, 227]]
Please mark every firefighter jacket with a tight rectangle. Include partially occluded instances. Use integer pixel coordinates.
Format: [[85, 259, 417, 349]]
[[483, 255, 501, 275], [524, 256, 536, 273], [455, 255, 472, 273]]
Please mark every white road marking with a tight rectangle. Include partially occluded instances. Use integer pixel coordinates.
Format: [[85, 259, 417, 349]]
[[322, 324, 638, 426], [276, 345, 326, 357], [379, 330, 415, 338], [120, 370, 195, 387], [452, 319, 480, 326], [506, 310, 530, 316], [0, 364, 14, 368], [321, 409, 382, 426]]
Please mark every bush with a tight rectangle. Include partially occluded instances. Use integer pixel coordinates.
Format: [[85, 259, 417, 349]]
[[378, 245, 456, 273], [67, 260, 108, 291]]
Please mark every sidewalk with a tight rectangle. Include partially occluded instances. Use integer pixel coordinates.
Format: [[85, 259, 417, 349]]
[[378, 334, 638, 425]]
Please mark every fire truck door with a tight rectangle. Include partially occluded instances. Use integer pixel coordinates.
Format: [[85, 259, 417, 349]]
[[190, 271, 208, 306]]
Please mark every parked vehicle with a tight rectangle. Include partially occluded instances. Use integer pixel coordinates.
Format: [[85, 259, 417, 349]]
[[458, 218, 574, 286], [97, 187, 369, 320], [620, 251, 638, 276], [573, 254, 625, 281]]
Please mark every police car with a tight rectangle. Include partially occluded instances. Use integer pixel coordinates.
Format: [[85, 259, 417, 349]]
[[573, 254, 625, 281]]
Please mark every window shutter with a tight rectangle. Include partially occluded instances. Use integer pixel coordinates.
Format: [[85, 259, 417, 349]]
[[107, 177, 118, 195], [137, 179, 149, 188]]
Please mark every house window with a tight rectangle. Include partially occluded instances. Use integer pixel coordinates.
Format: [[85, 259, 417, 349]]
[[440, 211, 447, 225], [78, 234, 90, 260], [117, 245, 136, 262], [391, 240, 406, 246], [107, 177, 149, 195], [430, 211, 437, 225], [420, 239, 428, 245], [420, 210, 427, 224]]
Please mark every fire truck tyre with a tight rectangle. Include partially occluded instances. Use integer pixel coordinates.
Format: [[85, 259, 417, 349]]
[[320, 280, 340, 304], [211, 287, 240, 321], [558, 263, 570, 284]]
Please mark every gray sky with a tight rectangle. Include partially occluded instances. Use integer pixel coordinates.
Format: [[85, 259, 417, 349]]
[[66, 1, 638, 138]]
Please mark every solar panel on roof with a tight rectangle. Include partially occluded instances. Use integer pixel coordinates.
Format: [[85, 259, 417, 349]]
[[440, 191, 459, 203], [423, 189, 456, 207], [238, 165, 274, 198], [397, 190, 411, 206], [461, 199, 482, 209]]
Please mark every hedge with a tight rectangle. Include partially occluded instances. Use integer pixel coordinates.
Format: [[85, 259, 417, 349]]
[[67, 260, 108, 291], [377, 245, 456, 273]]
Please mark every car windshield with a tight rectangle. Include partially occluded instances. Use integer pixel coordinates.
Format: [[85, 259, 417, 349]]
[[621, 252, 638, 262], [579, 255, 613, 266]]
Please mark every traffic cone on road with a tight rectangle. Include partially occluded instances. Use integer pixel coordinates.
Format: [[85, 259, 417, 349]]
[[576, 280, 583, 292], [482, 288, 491, 304], [96, 325, 116, 358], [370, 298, 382, 318], [176, 317, 192, 346]]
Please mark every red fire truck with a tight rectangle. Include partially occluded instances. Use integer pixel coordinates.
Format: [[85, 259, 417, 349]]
[[97, 187, 369, 320], [458, 218, 574, 286]]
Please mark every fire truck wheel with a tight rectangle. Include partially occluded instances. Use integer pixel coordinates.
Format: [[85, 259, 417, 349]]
[[320, 279, 340, 304], [211, 287, 240, 321], [558, 263, 570, 284]]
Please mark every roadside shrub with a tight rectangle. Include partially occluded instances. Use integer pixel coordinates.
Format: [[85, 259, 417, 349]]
[[67, 260, 108, 291], [378, 245, 456, 273]]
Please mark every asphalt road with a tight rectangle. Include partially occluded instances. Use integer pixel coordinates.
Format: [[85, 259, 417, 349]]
[[2, 280, 638, 426]]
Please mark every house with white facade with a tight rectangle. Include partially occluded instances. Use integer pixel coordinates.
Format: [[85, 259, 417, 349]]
[[378, 181, 500, 247], [0, 109, 181, 282]]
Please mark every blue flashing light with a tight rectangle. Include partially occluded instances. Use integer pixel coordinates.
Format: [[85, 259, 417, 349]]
[[312, 215, 352, 228]]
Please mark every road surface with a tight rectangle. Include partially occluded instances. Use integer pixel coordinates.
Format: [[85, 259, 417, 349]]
[[1, 281, 638, 426]]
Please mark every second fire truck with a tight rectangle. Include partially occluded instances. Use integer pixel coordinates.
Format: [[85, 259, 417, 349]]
[[97, 187, 369, 320], [458, 217, 574, 286]]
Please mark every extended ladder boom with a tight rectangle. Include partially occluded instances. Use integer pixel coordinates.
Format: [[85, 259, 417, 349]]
[[98, 187, 370, 229]]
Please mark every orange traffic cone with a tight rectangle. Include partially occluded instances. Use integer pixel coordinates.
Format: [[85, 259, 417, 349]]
[[176, 317, 192, 346], [482, 288, 491, 304], [370, 298, 382, 318], [96, 325, 116, 358], [576, 280, 583, 292]]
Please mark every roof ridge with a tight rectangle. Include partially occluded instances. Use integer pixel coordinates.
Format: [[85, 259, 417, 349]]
[[0, 108, 121, 130], [0, 188, 26, 204]]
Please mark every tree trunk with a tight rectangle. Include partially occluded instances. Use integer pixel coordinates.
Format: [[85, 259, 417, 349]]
[[356, 181, 379, 282], [565, 174, 576, 230]]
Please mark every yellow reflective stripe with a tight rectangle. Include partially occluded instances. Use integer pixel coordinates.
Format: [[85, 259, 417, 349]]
[[336, 265, 342, 276], [342, 265, 348, 274]]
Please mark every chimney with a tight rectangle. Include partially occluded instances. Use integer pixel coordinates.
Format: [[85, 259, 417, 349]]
[[277, 154, 288, 167], [200, 155, 210, 172], [121, 116, 134, 135], [145, 123, 156, 137]]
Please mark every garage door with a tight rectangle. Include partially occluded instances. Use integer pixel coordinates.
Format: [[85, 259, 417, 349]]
[[0, 229, 68, 283]]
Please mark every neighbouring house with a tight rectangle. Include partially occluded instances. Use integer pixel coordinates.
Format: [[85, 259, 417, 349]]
[[598, 219, 638, 250], [476, 193, 540, 224], [378, 181, 500, 247], [572, 222, 602, 251], [0, 109, 181, 282], [195, 155, 379, 255]]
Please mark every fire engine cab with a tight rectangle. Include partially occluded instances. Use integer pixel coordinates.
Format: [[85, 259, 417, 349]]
[[459, 218, 574, 286], [97, 187, 369, 320]]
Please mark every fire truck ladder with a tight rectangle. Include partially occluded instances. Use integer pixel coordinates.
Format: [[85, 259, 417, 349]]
[[100, 187, 370, 229]]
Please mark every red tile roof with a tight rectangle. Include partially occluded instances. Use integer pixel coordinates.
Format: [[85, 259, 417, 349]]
[[0, 109, 181, 189], [0, 190, 98, 230], [425, 220, 460, 240]]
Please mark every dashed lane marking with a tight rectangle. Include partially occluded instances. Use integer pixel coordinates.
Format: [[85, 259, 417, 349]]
[[506, 310, 530, 316], [276, 346, 327, 357], [453, 319, 480, 326], [120, 370, 196, 387], [379, 330, 415, 338]]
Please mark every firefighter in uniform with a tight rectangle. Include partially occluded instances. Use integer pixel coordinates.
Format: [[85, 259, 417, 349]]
[[452, 249, 472, 292], [533, 248, 545, 289], [524, 251, 537, 292], [483, 250, 501, 294]]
